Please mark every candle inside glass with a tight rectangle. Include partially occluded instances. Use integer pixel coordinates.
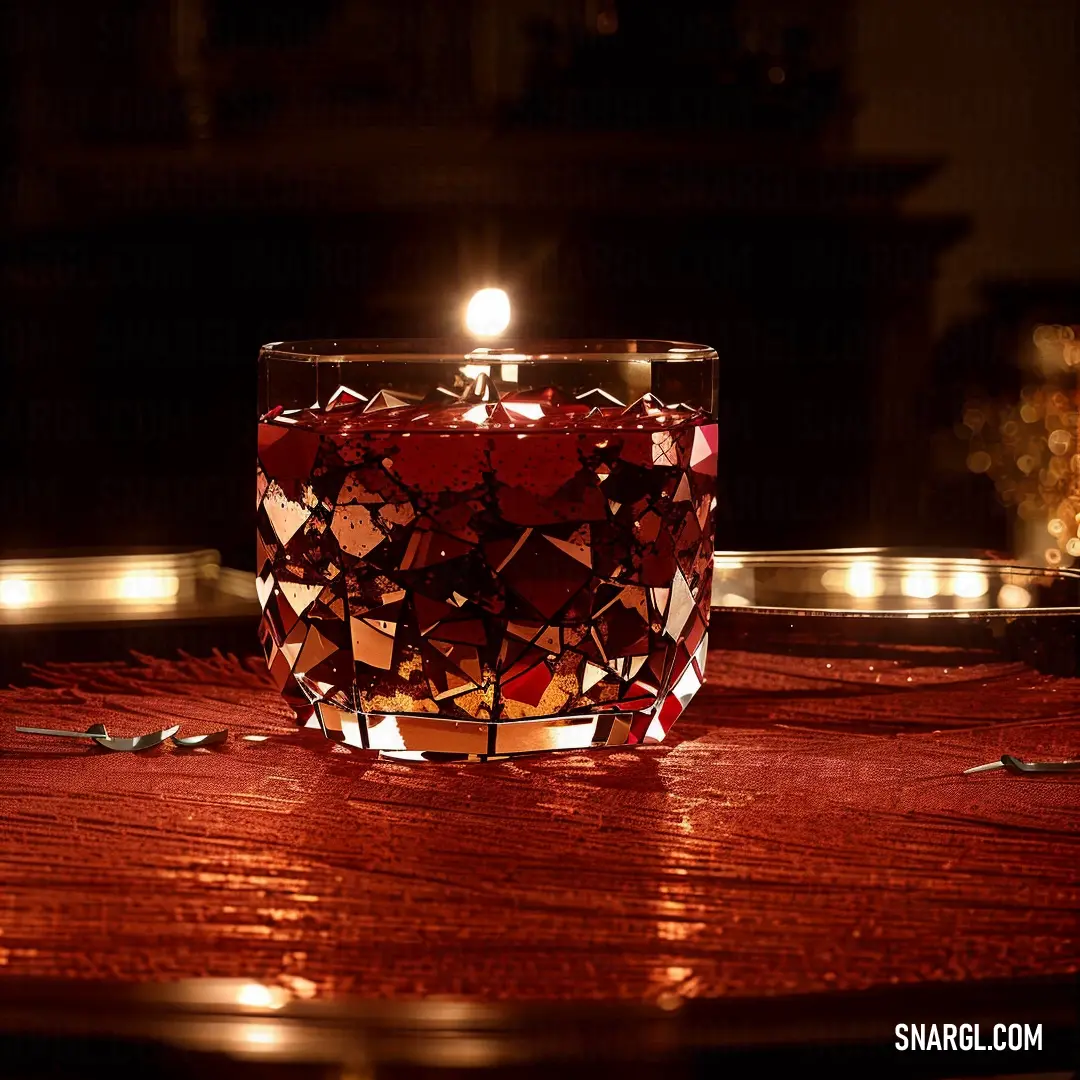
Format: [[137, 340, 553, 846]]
[[257, 341, 717, 760]]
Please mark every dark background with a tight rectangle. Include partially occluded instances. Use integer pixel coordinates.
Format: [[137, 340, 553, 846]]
[[3, 0, 1078, 572]]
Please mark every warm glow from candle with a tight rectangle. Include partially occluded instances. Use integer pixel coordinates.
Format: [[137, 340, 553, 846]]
[[236, 982, 288, 1009], [0, 579, 33, 607], [465, 288, 510, 336], [243, 1024, 281, 1047], [901, 570, 939, 599], [845, 560, 883, 598], [115, 573, 181, 601], [951, 571, 989, 599], [0, 552, 213, 618], [997, 583, 1031, 609]]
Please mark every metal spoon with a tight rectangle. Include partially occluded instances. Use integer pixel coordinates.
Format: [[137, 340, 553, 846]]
[[964, 753, 1080, 775], [93, 724, 180, 752], [172, 729, 229, 747], [16, 723, 109, 740], [16, 722, 179, 752]]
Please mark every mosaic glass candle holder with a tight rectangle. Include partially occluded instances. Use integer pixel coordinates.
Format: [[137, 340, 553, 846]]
[[256, 340, 718, 760]]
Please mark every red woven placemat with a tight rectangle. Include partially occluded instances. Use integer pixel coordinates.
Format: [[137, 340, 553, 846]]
[[0, 647, 1076, 999]]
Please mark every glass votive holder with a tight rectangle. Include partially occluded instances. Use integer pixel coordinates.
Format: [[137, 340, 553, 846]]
[[256, 339, 718, 760]]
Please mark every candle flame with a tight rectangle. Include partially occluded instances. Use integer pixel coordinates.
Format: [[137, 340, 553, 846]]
[[465, 288, 510, 337]]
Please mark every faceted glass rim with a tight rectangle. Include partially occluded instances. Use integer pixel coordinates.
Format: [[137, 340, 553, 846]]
[[260, 338, 717, 363]]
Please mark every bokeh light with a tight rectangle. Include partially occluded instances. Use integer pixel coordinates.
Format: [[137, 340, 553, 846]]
[[0, 579, 33, 607], [962, 324, 1080, 566], [845, 560, 883, 598], [115, 573, 180, 601], [901, 571, 939, 599], [951, 571, 989, 599]]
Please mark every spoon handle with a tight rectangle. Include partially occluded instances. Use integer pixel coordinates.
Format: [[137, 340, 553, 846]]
[[1000, 754, 1080, 773], [16, 727, 106, 739]]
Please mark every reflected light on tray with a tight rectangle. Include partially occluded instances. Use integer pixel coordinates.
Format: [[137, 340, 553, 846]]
[[242, 1025, 282, 1048], [115, 573, 181, 601], [0, 550, 258, 627], [951, 571, 989, 599], [844, 559, 884, 598], [901, 570, 939, 599], [0, 578, 34, 608], [998, 583, 1032, 609], [0, 552, 212, 612], [236, 982, 289, 1010], [712, 549, 1078, 616], [709, 549, 1080, 677]]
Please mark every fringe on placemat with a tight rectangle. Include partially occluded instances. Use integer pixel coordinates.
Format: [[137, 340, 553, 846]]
[[15, 649, 273, 697]]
